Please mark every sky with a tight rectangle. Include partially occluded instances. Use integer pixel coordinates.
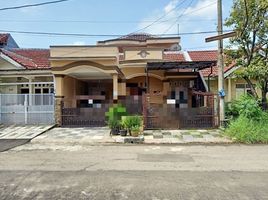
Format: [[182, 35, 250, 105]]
[[0, 0, 233, 50]]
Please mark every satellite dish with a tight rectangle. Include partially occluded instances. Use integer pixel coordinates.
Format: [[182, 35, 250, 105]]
[[170, 44, 182, 51]]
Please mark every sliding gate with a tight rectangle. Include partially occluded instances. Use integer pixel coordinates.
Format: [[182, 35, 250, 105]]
[[144, 93, 219, 129], [0, 94, 55, 125]]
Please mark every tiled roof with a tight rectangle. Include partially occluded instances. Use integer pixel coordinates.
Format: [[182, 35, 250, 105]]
[[188, 50, 218, 61], [0, 48, 50, 69], [163, 52, 186, 61], [118, 33, 154, 41], [200, 62, 236, 77], [0, 34, 9, 44], [163, 50, 236, 77]]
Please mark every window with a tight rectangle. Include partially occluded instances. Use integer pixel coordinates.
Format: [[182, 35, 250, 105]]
[[21, 88, 29, 94], [236, 84, 255, 99]]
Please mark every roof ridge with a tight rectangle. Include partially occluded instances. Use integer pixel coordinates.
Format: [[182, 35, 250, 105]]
[[188, 50, 217, 52], [1, 48, 37, 67], [9, 48, 49, 51]]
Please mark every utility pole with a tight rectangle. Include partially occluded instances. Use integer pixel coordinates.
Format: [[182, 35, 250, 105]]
[[206, 1, 237, 127], [217, 0, 225, 126]]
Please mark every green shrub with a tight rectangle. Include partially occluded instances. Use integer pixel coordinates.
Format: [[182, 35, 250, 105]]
[[121, 115, 142, 130], [108, 118, 120, 129], [225, 115, 268, 144], [226, 95, 263, 120], [105, 104, 127, 122]]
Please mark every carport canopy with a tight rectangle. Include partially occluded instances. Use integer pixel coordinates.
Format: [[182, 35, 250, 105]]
[[147, 61, 217, 71]]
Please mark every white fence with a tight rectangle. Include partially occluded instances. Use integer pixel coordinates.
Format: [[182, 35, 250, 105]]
[[0, 94, 55, 125]]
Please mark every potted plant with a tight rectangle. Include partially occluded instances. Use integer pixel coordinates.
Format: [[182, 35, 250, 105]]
[[119, 116, 128, 136], [130, 125, 141, 137], [106, 104, 127, 136], [108, 118, 120, 135], [125, 115, 142, 137]]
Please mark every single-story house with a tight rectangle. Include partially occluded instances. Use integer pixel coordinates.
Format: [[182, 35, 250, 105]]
[[51, 34, 218, 129], [0, 33, 54, 124]]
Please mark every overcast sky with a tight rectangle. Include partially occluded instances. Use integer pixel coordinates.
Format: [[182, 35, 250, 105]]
[[0, 0, 233, 50]]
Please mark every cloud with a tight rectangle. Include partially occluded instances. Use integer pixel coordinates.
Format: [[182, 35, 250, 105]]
[[72, 41, 86, 45], [136, 0, 218, 50], [137, 0, 217, 35], [164, 0, 179, 13]]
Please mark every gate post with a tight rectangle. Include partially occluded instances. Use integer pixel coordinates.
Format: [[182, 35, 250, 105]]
[[24, 94, 28, 124], [55, 96, 64, 126]]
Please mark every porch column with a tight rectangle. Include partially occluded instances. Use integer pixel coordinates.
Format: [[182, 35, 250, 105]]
[[118, 81, 126, 96], [54, 75, 65, 126], [163, 81, 169, 96], [112, 74, 118, 101], [228, 78, 232, 102], [28, 77, 33, 106]]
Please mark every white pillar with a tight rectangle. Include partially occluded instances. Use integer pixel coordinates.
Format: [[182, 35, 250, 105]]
[[112, 74, 118, 100], [228, 78, 232, 102]]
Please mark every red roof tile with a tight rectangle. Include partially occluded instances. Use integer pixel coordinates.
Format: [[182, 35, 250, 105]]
[[163, 52, 186, 61], [188, 50, 217, 61], [200, 62, 236, 77], [1, 48, 50, 69], [163, 50, 236, 77], [0, 34, 9, 44]]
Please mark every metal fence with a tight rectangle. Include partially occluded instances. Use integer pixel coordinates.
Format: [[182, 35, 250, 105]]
[[0, 94, 55, 125], [61, 96, 143, 127]]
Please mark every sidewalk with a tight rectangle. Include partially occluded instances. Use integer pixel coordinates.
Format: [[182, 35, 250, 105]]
[[31, 127, 231, 146]]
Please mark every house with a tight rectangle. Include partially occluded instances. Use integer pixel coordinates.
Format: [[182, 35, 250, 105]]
[[0, 34, 54, 125], [50, 33, 219, 129], [0, 33, 19, 48]]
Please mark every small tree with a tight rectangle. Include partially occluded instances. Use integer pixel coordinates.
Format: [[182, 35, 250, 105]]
[[225, 0, 268, 109]]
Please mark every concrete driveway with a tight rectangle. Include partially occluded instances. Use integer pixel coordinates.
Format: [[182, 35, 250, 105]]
[[0, 125, 54, 152]]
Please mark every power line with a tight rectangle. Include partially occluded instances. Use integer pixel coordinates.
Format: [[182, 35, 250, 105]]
[[130, 0, 217, 34], [0, 18, 217, 24], [130, 0, 189, 34], [161, 0, 195, 36], [0, 0, 70, 11], [0, 29, 233, 38]]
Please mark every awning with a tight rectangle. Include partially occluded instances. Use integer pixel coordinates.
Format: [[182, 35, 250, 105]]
[[147, 61, 217, 70]]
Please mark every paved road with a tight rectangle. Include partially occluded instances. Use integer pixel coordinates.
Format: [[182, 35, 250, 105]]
[[0, 144, 268, 200]]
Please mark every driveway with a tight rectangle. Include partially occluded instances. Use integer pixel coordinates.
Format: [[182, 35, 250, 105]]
[[0, 125, 54, 152]]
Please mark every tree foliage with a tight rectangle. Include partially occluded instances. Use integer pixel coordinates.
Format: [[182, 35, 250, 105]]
[[225, 0, 268, 107]]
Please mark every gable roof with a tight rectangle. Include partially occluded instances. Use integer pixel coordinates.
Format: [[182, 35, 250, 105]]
[[0, 48, 50, 69], [0, 34, 9, 44]]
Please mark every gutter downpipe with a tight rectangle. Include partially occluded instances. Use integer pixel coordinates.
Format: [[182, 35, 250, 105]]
[[207, 65, 213, 92]]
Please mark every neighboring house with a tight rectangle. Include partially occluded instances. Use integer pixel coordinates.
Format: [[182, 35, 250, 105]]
[[0, 34, 55, 125], [0, 48, 54, 95], [200, 57, 262, 103], [0, 33, 19, 48]]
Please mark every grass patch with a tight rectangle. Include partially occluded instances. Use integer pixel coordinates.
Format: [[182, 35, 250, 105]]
[[225, 115, 268, 144]]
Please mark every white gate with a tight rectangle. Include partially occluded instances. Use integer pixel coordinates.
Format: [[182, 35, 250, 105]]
[[0, 94, 55, 125]]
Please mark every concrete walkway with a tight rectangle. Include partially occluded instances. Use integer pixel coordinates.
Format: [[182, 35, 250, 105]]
[[31, 127, 231, 146]]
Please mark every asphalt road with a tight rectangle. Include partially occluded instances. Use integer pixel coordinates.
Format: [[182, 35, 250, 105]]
[[0, 144, 268, 200]]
